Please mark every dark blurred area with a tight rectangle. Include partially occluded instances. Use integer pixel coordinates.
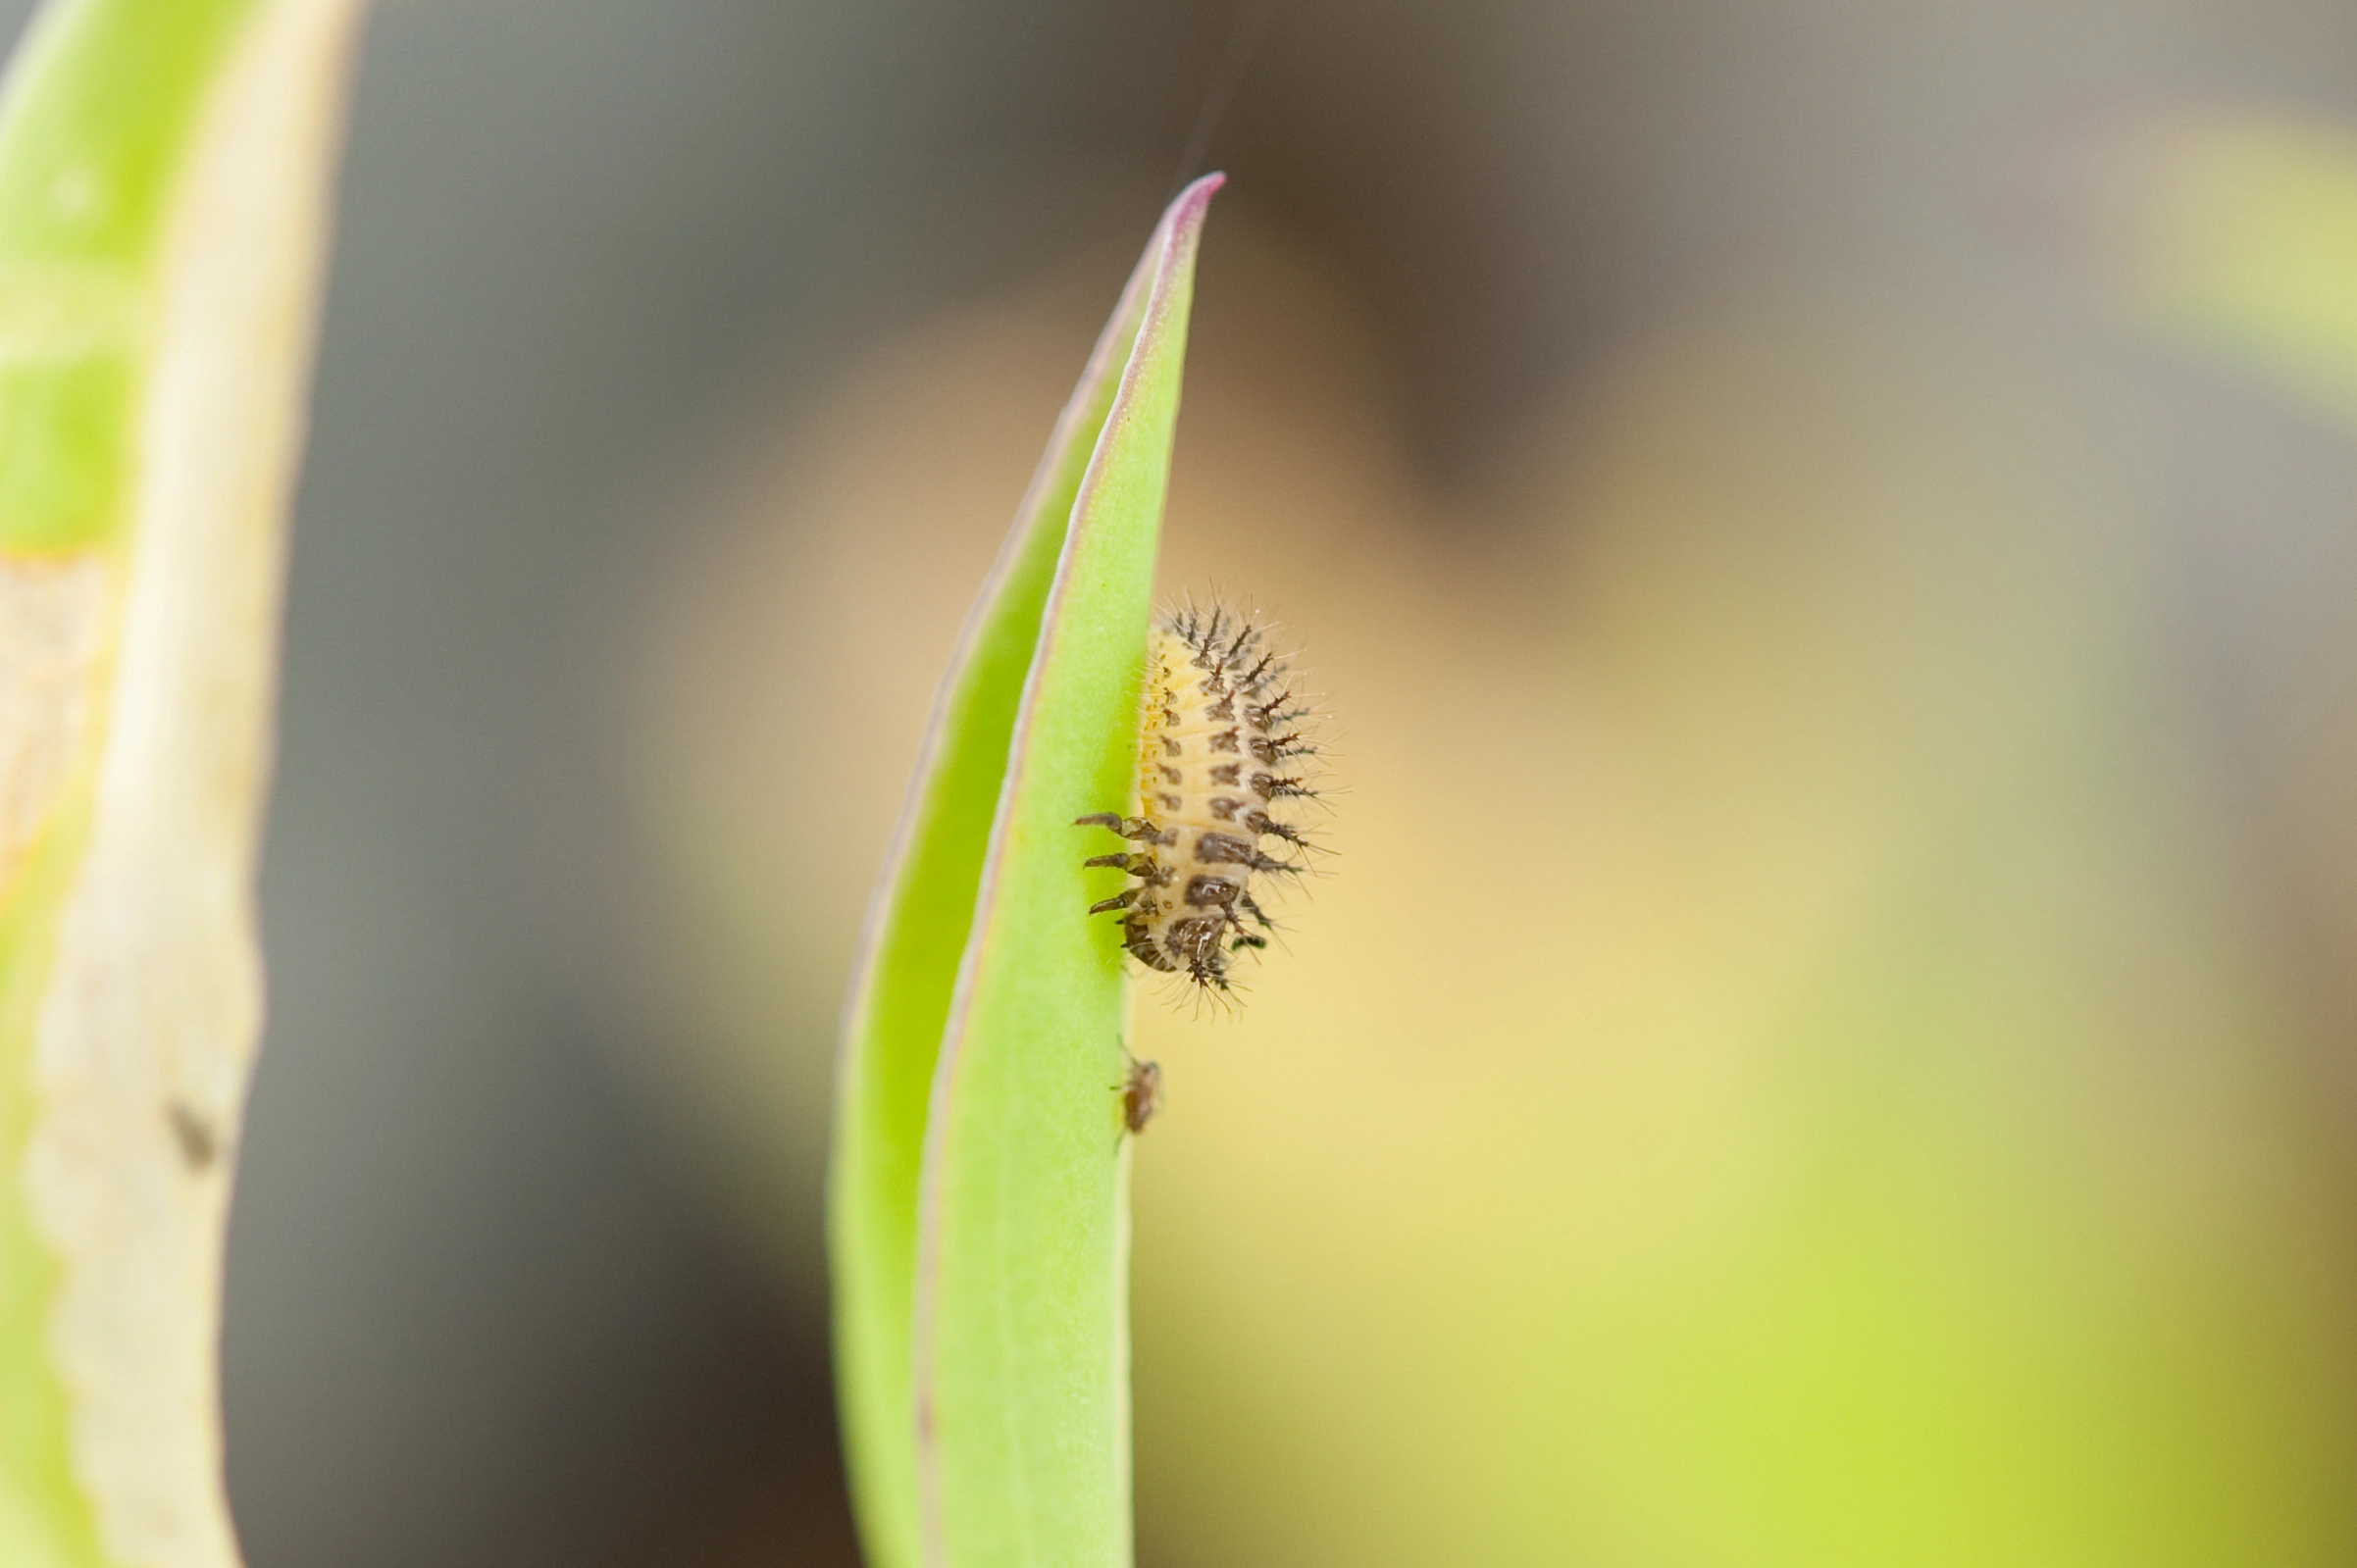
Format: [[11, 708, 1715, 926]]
[[9, 0, 2357, 1562]]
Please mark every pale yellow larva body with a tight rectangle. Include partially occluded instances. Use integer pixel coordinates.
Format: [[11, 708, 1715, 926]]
[[1077, 602, 1320, 996]]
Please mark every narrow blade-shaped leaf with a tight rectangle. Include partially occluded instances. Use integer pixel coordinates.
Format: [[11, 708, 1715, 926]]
[[912, 177, 1218, 1568], [830, 175, 1220, 1568]]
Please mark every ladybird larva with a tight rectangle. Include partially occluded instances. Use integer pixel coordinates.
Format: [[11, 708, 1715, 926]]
[[1075, 599, 1324, 996]]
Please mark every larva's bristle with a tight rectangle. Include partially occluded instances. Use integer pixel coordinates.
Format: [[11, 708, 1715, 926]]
[[1075, 594, 1331, 1006]]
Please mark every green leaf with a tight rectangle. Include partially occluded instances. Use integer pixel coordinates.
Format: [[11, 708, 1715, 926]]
[[829, 175, 1220, 1568], [0, 3, 365, 1566]]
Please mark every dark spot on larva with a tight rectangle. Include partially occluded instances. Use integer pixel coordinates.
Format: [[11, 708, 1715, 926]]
[[1209, 728, 1240, 753], [1250, 734, 1280, 764], [1206, 694, 1236, 721], [1209, 762, 1241, 785], [1208, 796, 1242, 821], [1195, 832, 1255, 864], [1184, 874, 1240, 907], [1161, 735, 1182, 757], [1159, 765, 1183, 784], [167, 1102, 218, 1171], [1163, 914, 1226, 965], [1158, 793, 1183, 812]]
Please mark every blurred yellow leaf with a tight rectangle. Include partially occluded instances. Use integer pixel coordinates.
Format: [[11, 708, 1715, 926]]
[[0, 4, 364, 1565]]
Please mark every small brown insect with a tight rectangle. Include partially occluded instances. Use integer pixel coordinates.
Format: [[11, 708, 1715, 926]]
[[1119, 1057, 1164, 1137]]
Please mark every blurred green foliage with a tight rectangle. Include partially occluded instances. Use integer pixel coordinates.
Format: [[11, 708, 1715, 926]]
[[2126, 113, 2357, 425]]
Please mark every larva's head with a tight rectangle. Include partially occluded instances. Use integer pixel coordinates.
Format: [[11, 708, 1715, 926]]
[[1076, 596, 1327, 1004]]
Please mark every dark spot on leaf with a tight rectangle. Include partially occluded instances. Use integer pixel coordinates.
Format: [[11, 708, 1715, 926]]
[[167, 1102, 218, 1171]]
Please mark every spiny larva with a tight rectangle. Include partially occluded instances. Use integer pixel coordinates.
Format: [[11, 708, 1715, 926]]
[[1075, 599, 1325, 998]]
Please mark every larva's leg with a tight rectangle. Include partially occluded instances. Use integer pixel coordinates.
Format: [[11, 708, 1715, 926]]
[[1074, 812, 1164, 842], [1226, 894, 1271, 953]]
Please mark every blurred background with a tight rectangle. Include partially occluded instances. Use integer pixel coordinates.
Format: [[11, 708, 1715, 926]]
[[21, 0, 2357, 1561]]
